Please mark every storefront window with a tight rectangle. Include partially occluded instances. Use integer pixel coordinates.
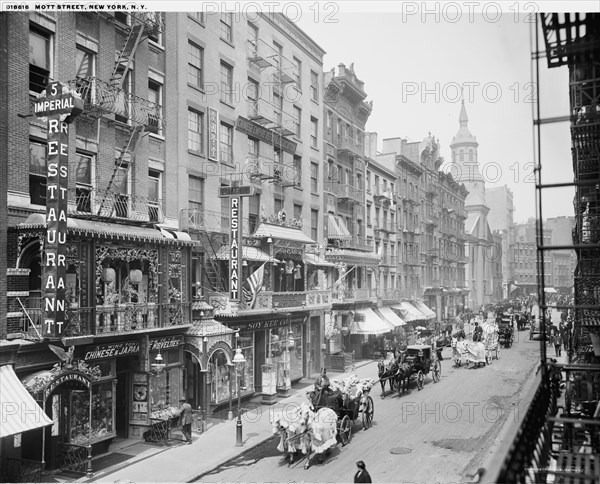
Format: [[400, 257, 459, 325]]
[[234, 334, 254, 394], [208, 349, 231, 404], [268, 324, 303, 388], [68, 382, 114, 445], [149, 366, 181, 420]]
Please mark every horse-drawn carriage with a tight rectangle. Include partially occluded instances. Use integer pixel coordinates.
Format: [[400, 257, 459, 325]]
[[273, 376, 375, 468], [378, 345, 441, 396], [452, 322, 498, 367], [403, 345, 442, 390], [498, 314, 514, 348], [482, 321, 500, 363]]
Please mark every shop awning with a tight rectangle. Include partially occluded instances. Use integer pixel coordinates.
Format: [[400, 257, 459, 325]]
[[17, 213, 193, 245], [186, 319, 235, 337], [327, 215, 350, 240], [350, 308, 394, 335], [325, 249, 381, 266], [305, 253, 338, 268], [544, 287, 558, 294], [377, 306, 406, 327], [213, 245, 277, 262], [0, 365, 53, 438], [412, 300, 436, 319], [392, 302, 427, 322], [253, 223, 315, 244]]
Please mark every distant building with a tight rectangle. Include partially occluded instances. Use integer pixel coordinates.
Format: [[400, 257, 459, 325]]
[[487, 186, 516, 298], [449, 102, 495, 308]]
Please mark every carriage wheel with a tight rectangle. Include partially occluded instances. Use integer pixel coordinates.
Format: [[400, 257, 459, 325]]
[[432, 360, 441, 383], [339, 415, 352, 446], [362, 396, 374, 429], [416, 371, 424, 390]]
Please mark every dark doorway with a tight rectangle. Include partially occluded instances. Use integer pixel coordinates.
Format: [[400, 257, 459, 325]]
[[115, 359, 130, 438]]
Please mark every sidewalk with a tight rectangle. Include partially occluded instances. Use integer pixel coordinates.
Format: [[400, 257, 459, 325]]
[[52, 358, 379, 484]]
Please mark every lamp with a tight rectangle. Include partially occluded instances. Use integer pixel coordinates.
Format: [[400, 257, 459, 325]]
[[267, 237, 273, 244], [287, 330, 295, 349], [151, 352, 166, 373], [232, 348, 246, 447]]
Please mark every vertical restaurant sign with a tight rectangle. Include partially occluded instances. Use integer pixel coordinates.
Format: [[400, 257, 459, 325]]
[[34, 81, 83, 336], [229, 196, 242, 301], [208, 107, 219, 161]]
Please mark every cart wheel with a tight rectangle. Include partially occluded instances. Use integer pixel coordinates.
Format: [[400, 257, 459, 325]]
[[432, 360, 441, 383], [416, 371, 424, 390], [339, 415, 352, 446], [362, 396, 374, 429]]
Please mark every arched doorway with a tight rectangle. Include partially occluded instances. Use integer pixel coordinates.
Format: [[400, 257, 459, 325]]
[[207, 349, 232, 405]]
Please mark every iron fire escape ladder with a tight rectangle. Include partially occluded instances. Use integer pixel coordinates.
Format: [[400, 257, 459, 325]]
[[112, 22, 144, 88], [97, 125, 145, 217], [198, 231, 227, 293]]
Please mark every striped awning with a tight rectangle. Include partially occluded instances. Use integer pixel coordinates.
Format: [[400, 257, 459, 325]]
[[213, 245, 277, 262], [253, 223, 315, 244], [327, 215, 350, 240], [392, 302, 427, 322], [377, 306, 406, 327], [413, 300, 436, 319], [0, 365, 52, 438], [350, 308, 394, 335], [336, 217, 352, 238]]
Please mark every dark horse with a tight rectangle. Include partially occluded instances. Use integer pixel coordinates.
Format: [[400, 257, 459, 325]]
[[377, 358, 399, 398]]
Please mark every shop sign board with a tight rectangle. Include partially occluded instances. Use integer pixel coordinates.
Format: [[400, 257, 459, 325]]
[[43, 371, 91, 400], [236, 116, 297, 154], [36, 81, 82, 337], [207, 107, 219, 161], [235, 315, 304, 332], [149, 335, 183, 352], [84, 341, 140, 361]]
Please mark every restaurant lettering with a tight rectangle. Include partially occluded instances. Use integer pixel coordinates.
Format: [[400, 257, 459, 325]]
[[44, 372, 90, 399], [36, 82, 82, 336], [229, 197, 242, 301]]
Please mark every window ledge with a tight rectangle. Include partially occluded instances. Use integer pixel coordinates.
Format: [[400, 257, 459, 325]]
[[188, 149, 206, 159], [220, 38, 235, 48], [188, 83, 206, 95], [220, 100, 235, 109]]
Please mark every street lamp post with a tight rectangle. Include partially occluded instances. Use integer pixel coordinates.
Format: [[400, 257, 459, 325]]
[[232, 347, 246, 446]]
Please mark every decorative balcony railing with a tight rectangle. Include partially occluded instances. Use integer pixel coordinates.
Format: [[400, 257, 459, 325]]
[[332, 287, 375, 303], [67, 77, 163, 129], [381, 289, 402, 302], [337, 136, 364, 157], [209, 290, 331, 312], [67, 187, 164, 223], [373, 185, 394, 204], [13, 302, 191, 338], [338, 236, 372, 252], [330, 183, 364, 203]]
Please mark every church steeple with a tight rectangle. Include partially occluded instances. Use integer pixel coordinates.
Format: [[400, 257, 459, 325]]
[[450, 101, 486, 206]]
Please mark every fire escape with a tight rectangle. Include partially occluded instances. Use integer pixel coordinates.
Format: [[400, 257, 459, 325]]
[[67, 12, 164, 223], [493, 13, 600, 484], [246, 38, 298, 189]]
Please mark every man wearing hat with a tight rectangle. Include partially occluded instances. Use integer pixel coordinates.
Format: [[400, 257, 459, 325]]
[[354, 461, 372, 483], [179, 398, 193, 444]]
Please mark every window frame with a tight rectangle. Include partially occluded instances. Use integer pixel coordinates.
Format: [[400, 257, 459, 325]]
[[310, 162, 318, 193], [29, 138, 47, 206], [310, 70, 319, 103], [310, 117, 318, 148], [75, 151, 95, 213], [220, 122, 234, 166], [148, 79, 163, 136], [29, 25, 53, 95], [220, 13, 233, 43], [220, 61, 233, 105], [148, 169, 162, 222], [188, 41, 204, 90], [188, 108, 204, 153]]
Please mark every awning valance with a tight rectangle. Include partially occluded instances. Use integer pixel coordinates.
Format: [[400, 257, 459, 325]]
[[377, 306, 406, 327], [350, 308, 394, 335], [392, 302, 427, 322], [213, 245, 276, 262], [413, 300, 436, 319], [325, 249, 381, 266], [253, 223, 315, 244], [16, 213, 193, 245], [305, 253, 338, 268], [186, 319, 235, 337], [0, 365, 53, 438]]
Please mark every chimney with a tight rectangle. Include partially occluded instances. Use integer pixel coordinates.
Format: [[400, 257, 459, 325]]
[[364, 132, 378, 159]]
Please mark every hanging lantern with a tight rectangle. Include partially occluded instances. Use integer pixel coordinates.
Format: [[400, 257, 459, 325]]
[[130, 269, 143, 284], [102, 268, 116, 283]]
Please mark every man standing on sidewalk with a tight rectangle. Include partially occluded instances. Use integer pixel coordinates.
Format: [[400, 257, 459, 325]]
[[179, 398, 193, 444]]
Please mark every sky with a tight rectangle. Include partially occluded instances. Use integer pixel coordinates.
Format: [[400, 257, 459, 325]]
[[292, 1, 599, 223]]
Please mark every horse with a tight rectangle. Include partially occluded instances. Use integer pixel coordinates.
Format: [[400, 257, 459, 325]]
[[377, 358, 399, 398], [395, 360, 412, 394]]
